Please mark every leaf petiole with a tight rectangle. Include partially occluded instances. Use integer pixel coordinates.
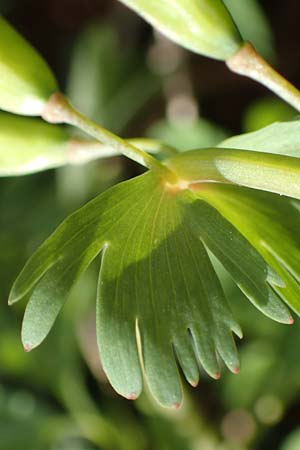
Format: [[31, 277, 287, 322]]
[[42, 92, 178, 183], [68, 138, 178, 162]]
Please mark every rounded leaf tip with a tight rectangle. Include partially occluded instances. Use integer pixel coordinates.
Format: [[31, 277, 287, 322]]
[[213, 372, 221, 380], [8, 290, 18, 306], [171, 402, 182, 410], [125, 393, 139, 401], [23, 342, 33, 352]]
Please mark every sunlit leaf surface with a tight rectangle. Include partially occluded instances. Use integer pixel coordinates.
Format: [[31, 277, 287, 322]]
[[118, 0, 242, 60], [10, 165, 297, 407], [166, 148, 300, 199], [219, 119, 300, 157]]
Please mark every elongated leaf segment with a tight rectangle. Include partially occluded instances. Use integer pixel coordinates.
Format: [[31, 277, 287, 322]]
[[196, 184, 300, 316], [0, 112, 69, 175], [0, 16, 58, 115], [118, 0, 243, 60], [166, 148, 300, 200]]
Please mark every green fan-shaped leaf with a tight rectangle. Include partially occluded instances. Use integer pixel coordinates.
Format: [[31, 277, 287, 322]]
[[196, 184, 300, 315], [10, 169, 292, 407]]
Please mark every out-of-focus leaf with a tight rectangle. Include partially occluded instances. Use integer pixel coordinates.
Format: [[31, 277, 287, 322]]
[[197, 184, 300, 314], [118, 0, 242, 60], [280, 429, 300, 450], [221, 320, 300, 412], [242, 98, 295, 132], [147, 118, 228, 151], [67, 23, 120, 123], [10, 169, 296, 407], [223, 0, 275, 60], [219, 119, 300, 157], [0, 16, 57, 115], [0, 112, 68, 176], [67, 22, 159, 133], [221, 341, 277, 409], [0, 386, 75, 450], [166, 148, 300, 199]]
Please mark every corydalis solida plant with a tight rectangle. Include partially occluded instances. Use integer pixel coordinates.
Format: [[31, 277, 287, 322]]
[[2, 1, 300, 408]]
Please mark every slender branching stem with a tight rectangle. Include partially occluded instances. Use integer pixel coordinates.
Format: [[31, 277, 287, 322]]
[[68, 137, 178, 164], [226, 42, 300, 112], [42, 92, 178, 182]]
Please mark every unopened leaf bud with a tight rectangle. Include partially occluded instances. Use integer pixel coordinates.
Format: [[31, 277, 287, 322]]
[[0, 16, 58, 116], [119, 0, 243, 60]]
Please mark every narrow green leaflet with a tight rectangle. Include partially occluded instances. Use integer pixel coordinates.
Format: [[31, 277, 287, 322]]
[[166, 148, 300, 200], [118, 0, 242, 60], [184, 196, 291, 322], [10, 170, 295, 407], [196, 184, 300, 314], [219, 119, 300, 157]]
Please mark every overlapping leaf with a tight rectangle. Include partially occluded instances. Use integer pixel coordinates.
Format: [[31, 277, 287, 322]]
[[213, 119, 300, 313], [166, 148, 300, 199], [196, 184, 300, 314], [222, 0, 275, 60], [219, 119, 300, 156], [9, 168, 293, 407]]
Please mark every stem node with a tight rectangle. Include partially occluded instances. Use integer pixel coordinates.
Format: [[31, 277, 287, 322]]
[[42, 92, 70, 124], [42, 92, 177, 181], [226, 42, 300, 112]]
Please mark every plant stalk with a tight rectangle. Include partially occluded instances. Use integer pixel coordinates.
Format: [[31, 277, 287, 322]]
[[42, 92, 177, 182], [226, 42, 300, 112], [68, 137, 178, 164]]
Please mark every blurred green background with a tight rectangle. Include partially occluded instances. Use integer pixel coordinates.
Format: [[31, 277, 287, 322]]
[[1, 1, 300, 449]]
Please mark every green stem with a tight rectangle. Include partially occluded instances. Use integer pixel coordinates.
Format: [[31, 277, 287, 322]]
[[42, 93, 177, 182], [128, 137, 178, 157], [226, 42, 300, 112], [68, 137, 178, 164]]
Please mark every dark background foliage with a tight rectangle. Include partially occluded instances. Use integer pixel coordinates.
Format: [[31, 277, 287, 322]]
[[1, 1, 300, 449]]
